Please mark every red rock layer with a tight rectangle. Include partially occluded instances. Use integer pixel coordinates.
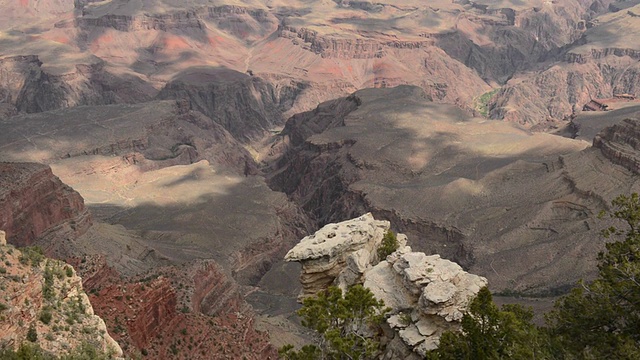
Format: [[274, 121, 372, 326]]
[[0, 162, 92, 247], [81, 258, 276, 359]]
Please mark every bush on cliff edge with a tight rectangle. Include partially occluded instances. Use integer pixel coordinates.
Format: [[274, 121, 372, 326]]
[[280, 285, 390, 360]]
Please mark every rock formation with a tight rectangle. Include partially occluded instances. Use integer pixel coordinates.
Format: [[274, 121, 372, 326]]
[[285, 213, 394, 297], [489, 3, 640, 129], [0, 56, 155, 116], [271, 85, 638, 298], [2, 0, 618, 128], [0, 163, 91, 247], [0, 241, 122, 357], [367, 251, 487, 357], [156, 68, 306, 142], [593, 118, 640, 174], [285, 214, 487, 358], [78, 257, 277, 359]]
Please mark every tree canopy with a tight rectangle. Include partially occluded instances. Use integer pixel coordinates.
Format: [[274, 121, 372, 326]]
[[429, 193, 640, 359], [426, 287, 550, 360], [280, 285, 389, 360], [546, 193, 640, 359]]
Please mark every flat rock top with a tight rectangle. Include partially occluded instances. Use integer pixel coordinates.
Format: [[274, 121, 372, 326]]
[[309, 86, 588, 188], [285, 213, 387, 260], [571, 3, 640, 53], [571, 104, 640, 142], [0, 101, 176, 164], [51, 157, 296, 266]]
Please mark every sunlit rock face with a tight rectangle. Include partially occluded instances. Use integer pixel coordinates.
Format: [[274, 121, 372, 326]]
[[0, 241, 122, 357], [285, 213, 392, 297], [286, 213, 487, 358]]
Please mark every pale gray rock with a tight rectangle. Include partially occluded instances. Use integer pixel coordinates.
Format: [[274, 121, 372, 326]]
[[387, 314, 410, 329], [285, 213, 388, 261], [286, 213, 487, 358], [399, 325, 424, 347], [415, 319, 438, 337], [364, 261, 415, 311], [285, 213, 390, 297]]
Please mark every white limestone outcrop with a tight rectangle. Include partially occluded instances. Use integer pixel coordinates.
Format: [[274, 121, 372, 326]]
[[285, 213, 398, 297], [285, 213, 487, 358]]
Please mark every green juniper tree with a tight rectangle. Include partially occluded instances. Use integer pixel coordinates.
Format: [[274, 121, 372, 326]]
[[280, 285, 389, 360], [428, 193, 640, 359], [426, 287, 549, 360], [377, 230, 399, 261], [546, 193, 640, 359]]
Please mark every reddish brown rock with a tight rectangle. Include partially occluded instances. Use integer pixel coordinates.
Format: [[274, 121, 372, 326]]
[[0, 162, 91, 247], [0, 244, 122, 356], [80, 258, 276, 359]]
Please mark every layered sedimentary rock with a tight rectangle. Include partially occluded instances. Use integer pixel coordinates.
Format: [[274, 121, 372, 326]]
[[0, 163, 91, 247], [271, 85, 639, 297], [285, 214, 487, 358], [490, 3, 640, 128], [284, 213, 392, 297], [0, 56, 155, 115], [0, 101, 257, 174], [2, 0, 625, 129], [157, 69, 306, 142], [80, 258, 276, 359], [0, 242, 122, 356], [593, 118, 640, 174]]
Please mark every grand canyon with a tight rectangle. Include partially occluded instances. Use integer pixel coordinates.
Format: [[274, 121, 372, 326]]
[[1, 0, 639, 358]]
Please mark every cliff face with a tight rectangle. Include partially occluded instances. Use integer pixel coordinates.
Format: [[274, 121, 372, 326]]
[[156, 69, 307, 142], [0, 56, 41, 116], [0, 56, 155, 115], [277, 25, 432, 60], [593, 118, 640, 174], [2, 0, 632, 130], [76, 4, 278, 42], [0, 243, 122, 356], [489, 3, 640, 128], [489, 56, 640, 128], [285, 214, 487, 358], [0, 101, 258, 175], [0, 163, 91, 247], [80, 257, 276, 359], [434, 0, 600, 84], [269, 87, 473, 267], [269, 86, 633, 297]]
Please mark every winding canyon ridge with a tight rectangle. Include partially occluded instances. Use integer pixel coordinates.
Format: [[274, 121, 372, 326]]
[[1, 0, 640, 358]]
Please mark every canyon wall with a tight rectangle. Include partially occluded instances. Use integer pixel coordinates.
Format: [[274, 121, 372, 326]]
[[0, 163, 91, 247], [157, 70, 307, 142], [0, 243, 122, 356], [0, 56, 155, 115], [593, 118, 640, 174]]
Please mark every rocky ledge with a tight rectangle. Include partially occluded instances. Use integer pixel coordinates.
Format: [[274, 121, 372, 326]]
[[285, 213, 487, 358], [593, 118, 640, 174], [0, 237, 122, 357]]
